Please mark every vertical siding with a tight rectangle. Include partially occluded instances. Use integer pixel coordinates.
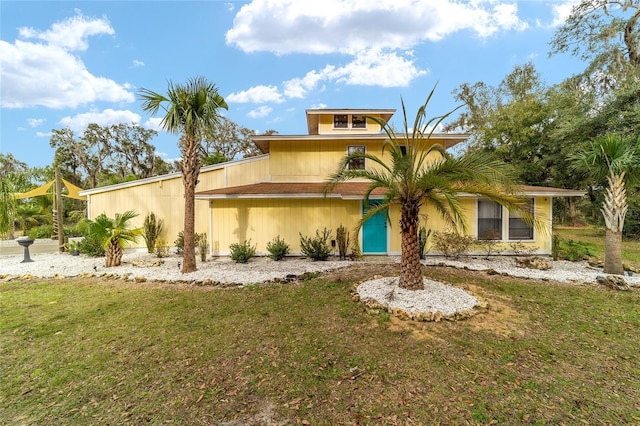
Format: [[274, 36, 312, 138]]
[[210, 198, 360, 255]]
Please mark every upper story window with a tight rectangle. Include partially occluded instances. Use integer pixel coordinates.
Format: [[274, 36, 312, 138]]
[[334, 114, 348, 128], [347, 145, 366, 170], [333, 114, 367, 130], [352, 115, 366, 128]]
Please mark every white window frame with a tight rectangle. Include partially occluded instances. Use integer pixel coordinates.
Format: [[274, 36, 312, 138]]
[[333, 114, 348, 129], [333, 114, 367, 130], [347, 145, 366, 170], [508, 199, 535, 241], [351, 115, 367, 129], [477, 199, 503, 240], [476, 199, 536, 241]]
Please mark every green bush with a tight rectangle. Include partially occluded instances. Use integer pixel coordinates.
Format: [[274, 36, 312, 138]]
[[78, 232, 105, 257], [336, 225, 350, 260], [197, 233, 208, 262], [266, 235, 289, 261], [551, 234, 561, 261], [27, 224, 54, 239], [300, 228, 332, 261], [432, 231, 474, 258], [229, 239, 256, 263], [174, 231, 184, 255], [418, 226, 431, 259], [559, 238, 593, 261], [174, 231, 207, 257], [155, 239, 170, 258], [142, 212, 164, 254]]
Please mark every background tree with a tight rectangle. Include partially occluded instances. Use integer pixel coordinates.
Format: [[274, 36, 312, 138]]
[[201, 117, 265, 163], [139, 76, 228, 273], [571, 134, 640, 274], [550, 0, 639, 92], [327, 88, 529, 290]]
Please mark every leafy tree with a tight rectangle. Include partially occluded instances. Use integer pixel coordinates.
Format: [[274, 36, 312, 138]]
[[571, 134, 640, 274], [0, 173, 17, 239], [86, 210, 141, 267], [105, 123, 162, 180], [327, 87, 530, 290], [139, 76, 228, 273], [201, 117, 264, 162], [550, 0, 639, 91]]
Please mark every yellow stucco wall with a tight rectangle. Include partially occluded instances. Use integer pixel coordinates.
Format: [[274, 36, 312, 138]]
[[209, 198, 361, 255]]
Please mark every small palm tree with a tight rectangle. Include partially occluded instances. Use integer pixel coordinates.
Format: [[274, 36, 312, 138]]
[[326, 87, 530, 290], [87, 210, 141, 267], [139, 77, 227, 273], [571, 134, 640, 275]]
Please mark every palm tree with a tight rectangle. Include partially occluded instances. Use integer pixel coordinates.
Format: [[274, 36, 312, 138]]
[[571, 134, 640, 275], [139, 77, 228, 272], [326, 88, 530, 290], [0, 174, 17, 239], [87, 210, 141, 267]]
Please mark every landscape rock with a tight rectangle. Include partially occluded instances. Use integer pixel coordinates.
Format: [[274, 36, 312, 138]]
[[596, 275, 630, 291], [515, 256, 552, 270]]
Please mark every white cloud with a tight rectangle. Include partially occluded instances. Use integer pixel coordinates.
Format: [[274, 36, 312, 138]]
[[143, 117, 165, 132], [226, 0, 530, 55], [310, 103, 328, 109], [36, 131, 52, 138], [27, 118, 46, 128], [226, 85, 284, 103], [551, 1, 579, 27], [0, 11, 134, 109], [18, 10, 114, 51], [132, 59, 145, 68], [247, 106, 273, 118], [58, 109, 141, 132], [282, 49, 427, 99]]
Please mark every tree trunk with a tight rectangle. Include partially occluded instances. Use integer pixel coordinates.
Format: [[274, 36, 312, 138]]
[[181, 138, 200, 273], [567, 197, 577, 226], [399, 200, 423, 290], [604, 229, 624, 275], [602, 173, 628, 275], [105, 239, 122, 267]]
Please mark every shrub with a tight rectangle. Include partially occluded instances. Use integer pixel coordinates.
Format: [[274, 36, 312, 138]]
[[476, 230, 503, 259], [229, 239, 256, 263], [510, 241, 537, 256], [299, 228, 332, 261], [27, 224, 54, 239], [559, 239, 593, 261], [266, 235, 290, 261], [336, 225, 350, 260], [78, 232, 105, 257], [432, 231, 474, 258], [142, 212, 164, 254], [155, 239, 170, 258], [197, 233, 208, 262], [174, 232, 184, 254], [551, 233, 561, 261], [418, 226, 431, 259]]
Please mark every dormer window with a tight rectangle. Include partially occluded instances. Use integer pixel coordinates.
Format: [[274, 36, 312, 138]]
[[334, 114, 348, 128], [352, 115, 366, 128], [333, 114, 367, 130]]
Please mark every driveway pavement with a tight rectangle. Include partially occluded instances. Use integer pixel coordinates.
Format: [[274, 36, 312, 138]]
[[0, 239, 63, 256]]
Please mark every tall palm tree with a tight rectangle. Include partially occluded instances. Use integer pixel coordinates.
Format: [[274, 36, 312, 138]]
[[571, 134, 640, 275], [87, 210, 141, 267], [139, 77, 228, 272], [326, 88, 530, 290]]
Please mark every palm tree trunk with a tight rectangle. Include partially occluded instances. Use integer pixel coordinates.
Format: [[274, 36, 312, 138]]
[[105, 239, 122, 267], [181, 138, 200, 273], [602, 173, 627, 275], [604, 229, 624, 275], [399, 200, 423, 290]]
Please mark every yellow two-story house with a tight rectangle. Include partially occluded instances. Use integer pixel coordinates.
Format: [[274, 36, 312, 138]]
[[80, 108, 584, 256]]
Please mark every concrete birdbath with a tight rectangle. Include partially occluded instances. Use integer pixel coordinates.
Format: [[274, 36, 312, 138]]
[[17, 237, 34, 263]]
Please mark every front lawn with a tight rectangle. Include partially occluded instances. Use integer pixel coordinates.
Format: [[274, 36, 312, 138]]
[[555, 226, 640, 269], [1, 264, 639, 424]]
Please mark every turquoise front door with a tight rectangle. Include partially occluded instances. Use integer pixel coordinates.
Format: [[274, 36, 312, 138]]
[[362, 201, 387, 253]]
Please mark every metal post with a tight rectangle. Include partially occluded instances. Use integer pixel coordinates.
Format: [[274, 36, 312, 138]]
[[55, 168, 64, 252]]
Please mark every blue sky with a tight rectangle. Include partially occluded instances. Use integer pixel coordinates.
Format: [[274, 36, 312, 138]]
[[1, 0, 586, 169]]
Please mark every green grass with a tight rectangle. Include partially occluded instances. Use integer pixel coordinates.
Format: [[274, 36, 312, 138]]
[[2, 268, 640, 425], [555, 225, 640, 269]]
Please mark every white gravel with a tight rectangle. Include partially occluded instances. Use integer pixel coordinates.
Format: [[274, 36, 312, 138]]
[[357, 277, 481, 316], [0, 251, 352, 285], [2, 251, 637, 320]]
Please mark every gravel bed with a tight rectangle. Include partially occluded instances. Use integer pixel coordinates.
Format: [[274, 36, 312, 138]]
[[0, 252, 351, 285]]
